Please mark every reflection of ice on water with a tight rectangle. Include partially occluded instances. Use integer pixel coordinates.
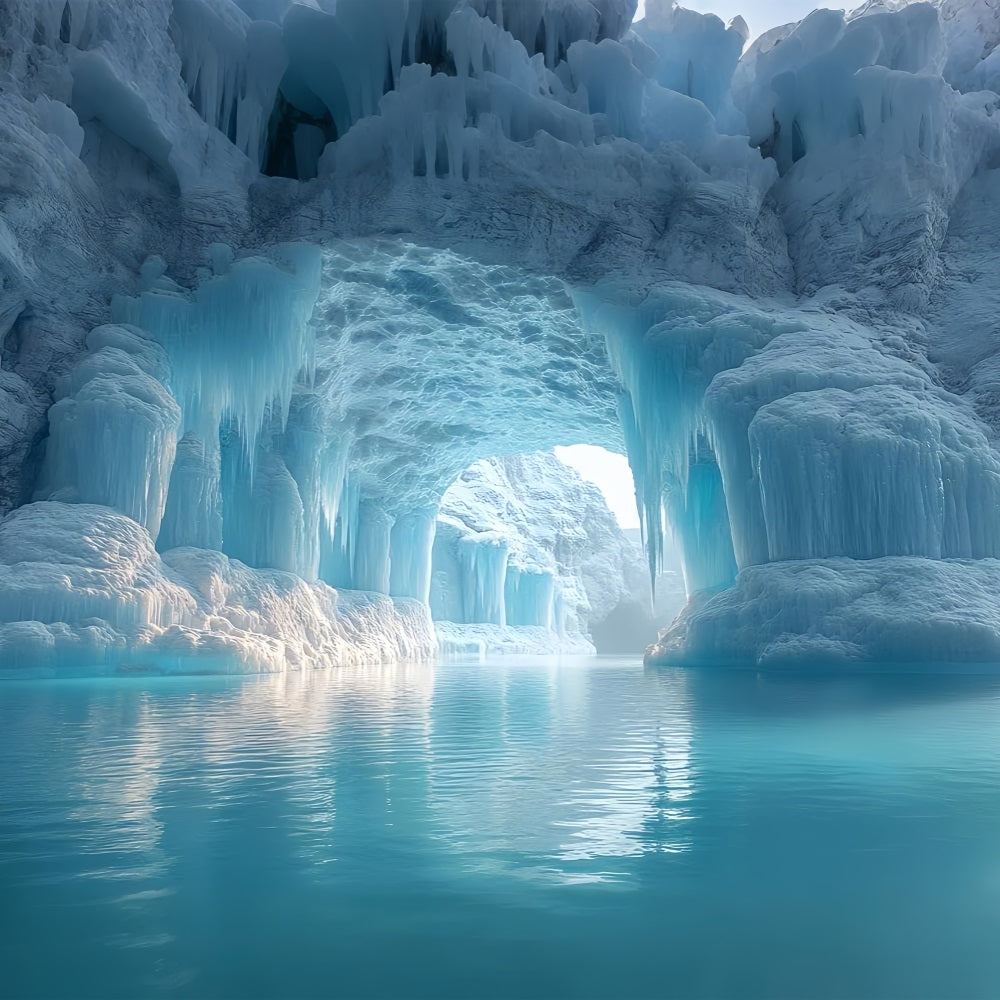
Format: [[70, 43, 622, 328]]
[[198, 663, 436, 867], [66, 693, 169, 882], [554, 669, 696, 867], [19, 659, 699, 954], [424, 662, 697, 882], [51, 664, 438, 887]]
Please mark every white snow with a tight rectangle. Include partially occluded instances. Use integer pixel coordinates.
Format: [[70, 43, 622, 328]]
[[0, 502, 434, 675], [649, 556, 1000, 668]]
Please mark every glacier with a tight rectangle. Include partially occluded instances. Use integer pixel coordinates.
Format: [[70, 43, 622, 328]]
[[1, 0, 1000, 671]]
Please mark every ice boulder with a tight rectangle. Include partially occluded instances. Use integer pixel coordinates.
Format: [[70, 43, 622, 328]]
[[649, 557, 1000, 668]]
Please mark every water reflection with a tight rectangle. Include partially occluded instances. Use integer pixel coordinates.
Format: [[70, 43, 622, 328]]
[[415, 661, 698, 879], [4, 659, 1000, 998]]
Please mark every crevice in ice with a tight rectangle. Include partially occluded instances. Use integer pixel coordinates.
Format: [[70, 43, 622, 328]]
[[263, 90, 337, 181], [58, 2, 71, 45], [790, 117, 806, 164]]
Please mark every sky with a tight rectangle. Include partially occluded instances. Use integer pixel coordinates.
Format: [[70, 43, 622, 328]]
[[634, 0, 825, 39], [554, 445, 641, 529]]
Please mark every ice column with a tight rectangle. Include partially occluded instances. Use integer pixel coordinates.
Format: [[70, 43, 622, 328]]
[[158, 434, 223, 551], [504, 568, 556, 628], [353, 502, 394, 595], [40, 325, 181, 537], [389, 509, 438, 603], [458, 537, 509, 625], [665, 453, 738, 594], [220, 434, 306, 575]]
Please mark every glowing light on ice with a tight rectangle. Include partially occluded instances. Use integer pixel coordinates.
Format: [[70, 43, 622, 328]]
[[554, 445, 639, 530]]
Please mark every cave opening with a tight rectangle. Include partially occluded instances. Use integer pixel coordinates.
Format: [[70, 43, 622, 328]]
[[429, 447, 685, 657]]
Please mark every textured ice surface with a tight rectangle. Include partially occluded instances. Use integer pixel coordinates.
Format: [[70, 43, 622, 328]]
[[648, 557, 1000, 668], [435, 621, 597, 657], [1, 0, 1000, 669], [0, 502, 434, 674], [430, 451, 666, 652]]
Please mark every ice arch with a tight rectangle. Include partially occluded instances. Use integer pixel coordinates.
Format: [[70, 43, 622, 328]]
[[3, 0, 1000, 670], [429, 450, 670, 656], [14, 228, 758, 670]]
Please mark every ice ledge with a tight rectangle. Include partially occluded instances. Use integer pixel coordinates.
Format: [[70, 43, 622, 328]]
[[0, 502, 435, 675], [435, 621, 596, 658], [648, 557, 1000, 669]]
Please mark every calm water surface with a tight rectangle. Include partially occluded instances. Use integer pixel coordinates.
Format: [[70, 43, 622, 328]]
[[2, 657, 1000, 999]]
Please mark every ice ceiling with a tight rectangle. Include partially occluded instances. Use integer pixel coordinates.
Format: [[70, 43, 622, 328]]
[[2, 0, 1000, 669]]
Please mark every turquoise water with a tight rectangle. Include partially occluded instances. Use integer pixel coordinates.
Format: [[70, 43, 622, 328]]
[[3, 657, 1000, 999]]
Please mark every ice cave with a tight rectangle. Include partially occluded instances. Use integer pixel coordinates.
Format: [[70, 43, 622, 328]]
[[3, 0, 1000, 673], [6, 0, 1000, 995]]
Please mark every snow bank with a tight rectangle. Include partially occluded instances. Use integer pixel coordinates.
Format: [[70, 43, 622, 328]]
[[0, 502, 434, 674], [649, 557, 1000, 669]]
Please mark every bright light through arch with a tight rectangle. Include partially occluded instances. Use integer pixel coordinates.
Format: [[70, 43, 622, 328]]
[[554, 445, 640, 530], [632, 0, 822, 41]]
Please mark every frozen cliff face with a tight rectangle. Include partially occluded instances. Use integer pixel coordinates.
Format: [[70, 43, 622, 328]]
[[428, 450, 681, 654], [1, 0, 1000, 670]]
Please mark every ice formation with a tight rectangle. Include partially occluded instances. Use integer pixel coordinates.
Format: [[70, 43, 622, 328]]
[[1, 0, 1000, 670], [430, 451, 676, 655]]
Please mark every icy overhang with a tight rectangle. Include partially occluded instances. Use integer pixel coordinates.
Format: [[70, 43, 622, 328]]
[[309, 240, 624, 511]]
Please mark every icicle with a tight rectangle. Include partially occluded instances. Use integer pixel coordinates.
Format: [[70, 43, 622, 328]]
[[113, 244, 322, 464], [575, 286, 775, 594]]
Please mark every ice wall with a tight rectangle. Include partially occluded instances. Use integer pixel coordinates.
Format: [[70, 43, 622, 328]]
[[0, 502, 434, 673], [584, 281, 1000, 611]]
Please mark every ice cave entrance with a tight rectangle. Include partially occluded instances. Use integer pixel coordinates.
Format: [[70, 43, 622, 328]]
[[429, 447, 685, 656]]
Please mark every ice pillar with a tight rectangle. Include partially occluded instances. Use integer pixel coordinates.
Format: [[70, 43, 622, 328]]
[[158, 433, 223, 551], [458, 537, 508, 625], [39, 325, 180, 538], [389, 508, 437, 603], [504, 568, 556, 628], [666, 455, 738, 595], [354, 502, 393, 594]]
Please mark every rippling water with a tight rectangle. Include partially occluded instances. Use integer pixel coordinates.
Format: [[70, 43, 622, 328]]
[[3, 657, 1000, 999]]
